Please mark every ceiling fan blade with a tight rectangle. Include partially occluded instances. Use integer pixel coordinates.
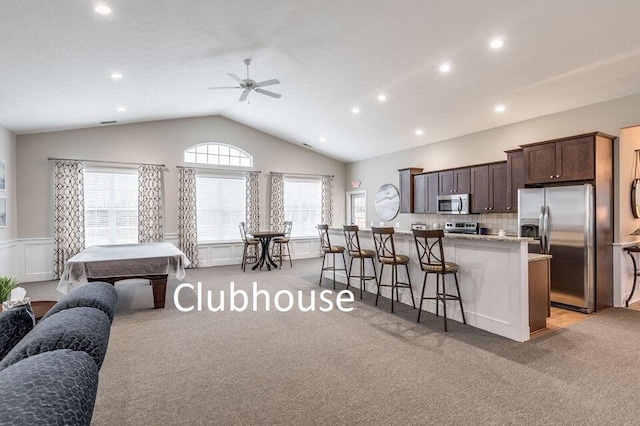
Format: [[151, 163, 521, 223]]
[[255, 79, 280, 87], [208, 86, 241, 90], [255, 88, 282, 99], [227, 73, 245, 84], [239, 90, 250, 102]]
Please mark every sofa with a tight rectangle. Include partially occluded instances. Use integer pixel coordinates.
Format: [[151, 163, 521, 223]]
[[0, 282, 117, 426]]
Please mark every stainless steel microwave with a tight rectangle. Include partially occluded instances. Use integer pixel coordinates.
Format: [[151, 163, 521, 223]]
[[437, 194, 470, 214]]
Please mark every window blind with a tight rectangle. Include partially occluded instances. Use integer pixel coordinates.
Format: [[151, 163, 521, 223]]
[[284, 178, 322, 238], [196, 174, 246, 242]]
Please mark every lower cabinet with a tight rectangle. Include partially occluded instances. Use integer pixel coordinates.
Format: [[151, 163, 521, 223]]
[[528, 257, 551, 333]]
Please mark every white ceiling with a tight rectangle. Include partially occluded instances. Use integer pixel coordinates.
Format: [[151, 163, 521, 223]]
[[2, 1, 640, 162]]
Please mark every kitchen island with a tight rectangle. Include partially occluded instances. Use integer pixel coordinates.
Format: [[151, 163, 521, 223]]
[[328, 229, 537, 341]]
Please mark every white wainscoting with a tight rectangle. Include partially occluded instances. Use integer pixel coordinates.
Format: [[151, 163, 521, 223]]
[[8, 234, 321, 283]]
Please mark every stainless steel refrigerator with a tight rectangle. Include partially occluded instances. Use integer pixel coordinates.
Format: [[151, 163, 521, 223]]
[[518, 184, 594, 313]]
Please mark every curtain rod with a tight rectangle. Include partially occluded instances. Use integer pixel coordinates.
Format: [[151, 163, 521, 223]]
[[47, 157, 165, 167], [269, 172, 334, 178], [176, 165, 261, 173]]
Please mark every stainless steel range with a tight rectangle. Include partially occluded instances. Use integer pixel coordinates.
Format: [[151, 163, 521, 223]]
[[444, 221, 478, 234]]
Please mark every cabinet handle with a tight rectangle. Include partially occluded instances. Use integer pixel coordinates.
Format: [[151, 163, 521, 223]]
[[489, 207, 493, 210], [507, 206, 511, 210], [484, 207, 488, 210], [549, 175, 553, 178], [556, 174, 560, 178]]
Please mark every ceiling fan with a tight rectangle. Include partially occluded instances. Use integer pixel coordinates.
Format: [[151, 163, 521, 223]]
[[209, 58, 281, 102]]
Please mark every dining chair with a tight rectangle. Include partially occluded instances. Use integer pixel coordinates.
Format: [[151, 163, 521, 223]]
[[239, 222, 259, 272], [272, 221, 293, 267]]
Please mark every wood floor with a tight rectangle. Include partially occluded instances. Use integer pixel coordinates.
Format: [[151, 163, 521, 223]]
[[531, 301, 639, 339]]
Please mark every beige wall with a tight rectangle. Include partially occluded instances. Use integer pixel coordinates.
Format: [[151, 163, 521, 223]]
[[16, 116, 346, 239], [0, 125, 17, 241], [347, 92, 640, 231], [616, 125, 640, 243]]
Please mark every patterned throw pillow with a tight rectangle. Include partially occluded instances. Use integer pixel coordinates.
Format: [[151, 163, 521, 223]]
[[0, 304, 36, 361]]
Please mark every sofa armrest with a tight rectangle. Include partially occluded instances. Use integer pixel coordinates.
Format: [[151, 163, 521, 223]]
[[42, 281, 117, 323]]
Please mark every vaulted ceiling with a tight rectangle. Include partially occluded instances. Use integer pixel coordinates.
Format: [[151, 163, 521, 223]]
[[2, 1, 640, 162]]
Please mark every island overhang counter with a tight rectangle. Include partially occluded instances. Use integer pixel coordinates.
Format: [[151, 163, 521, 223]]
[[327, 228, 535, 342]]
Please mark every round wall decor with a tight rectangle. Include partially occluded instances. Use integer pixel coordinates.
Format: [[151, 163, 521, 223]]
[[374, 184, 400, 221]]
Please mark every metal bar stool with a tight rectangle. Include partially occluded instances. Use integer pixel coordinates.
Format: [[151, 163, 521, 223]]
[[371, 227, 415, 313], [343, 225, 378, 299], [272, 221, 293, 268], [412, 229, 466, 331], [318, 224, 348, 289], [239, 222, 260, 272]]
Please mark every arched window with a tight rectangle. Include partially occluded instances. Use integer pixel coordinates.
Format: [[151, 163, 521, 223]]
[[184, 143, 253, 167]]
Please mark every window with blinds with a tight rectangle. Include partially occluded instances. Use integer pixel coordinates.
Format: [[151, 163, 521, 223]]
[[284, 178, 322, 238], [196, 174, 246, 242], [84, 168, 139, 247]]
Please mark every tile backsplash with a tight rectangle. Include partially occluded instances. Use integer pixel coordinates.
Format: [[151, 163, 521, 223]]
[[409, 213, 519, 236]]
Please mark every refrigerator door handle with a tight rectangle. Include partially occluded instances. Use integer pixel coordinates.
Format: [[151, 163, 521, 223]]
[[544, 206, 551, 253], [539, 206, 545, 253]]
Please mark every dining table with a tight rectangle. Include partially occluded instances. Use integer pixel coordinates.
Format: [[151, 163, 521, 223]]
[[249, 231, 285, 271]]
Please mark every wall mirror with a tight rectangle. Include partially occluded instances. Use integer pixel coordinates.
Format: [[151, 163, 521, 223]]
[[633, 150, 640, 219], [375, 184, 400, 221]]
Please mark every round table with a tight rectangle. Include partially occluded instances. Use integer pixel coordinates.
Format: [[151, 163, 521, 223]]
[[249, 231, 285, 271]]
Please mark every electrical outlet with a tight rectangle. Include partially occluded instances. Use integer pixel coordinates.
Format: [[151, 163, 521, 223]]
[[379, 221, 384, 226], [395, 222, 400, 228]]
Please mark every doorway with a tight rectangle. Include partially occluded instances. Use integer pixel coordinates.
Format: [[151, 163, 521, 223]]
[[347, 190, 366, 228]]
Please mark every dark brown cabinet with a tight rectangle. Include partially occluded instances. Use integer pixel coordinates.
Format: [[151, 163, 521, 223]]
[[398, 167, 423, 213], [413, 172, 439, 214], [470, 162, 507, 213], [438, 168, 470, 195], [523, 136, 594, 185], [506, 149, 524, 212]]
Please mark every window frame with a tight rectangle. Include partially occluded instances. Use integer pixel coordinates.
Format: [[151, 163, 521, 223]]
[[184, 142, 253, 168], [283, 176, 323, 239]]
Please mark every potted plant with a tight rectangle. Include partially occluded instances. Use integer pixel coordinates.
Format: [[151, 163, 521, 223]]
[[0, 276, 19, 304]]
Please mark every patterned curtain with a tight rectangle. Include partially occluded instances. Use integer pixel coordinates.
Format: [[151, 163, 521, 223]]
[[54, 160, 85, 278], [270, 173, 285, 231], [321, 175, 334, 226], [246, 171, 260, 233], [138, 165, 164, 243], [178, 167, 199, 268]]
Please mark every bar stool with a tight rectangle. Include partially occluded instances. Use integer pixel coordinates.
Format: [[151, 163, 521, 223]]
[[317, 224, 348, 289], [239, 222, 259, 272], [272, 221, 293, 268], [371, 227, 415, 313], [412, 229, 466, 331], [343, 225, 377, 299]]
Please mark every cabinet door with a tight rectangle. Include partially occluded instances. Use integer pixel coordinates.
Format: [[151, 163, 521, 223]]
[[523, 143, 555, 184], [413, 174, 427, 213], [439, 170, 455, 195], [455, 168, 471, 194], [489, 162, 508, 213], [506, 150, 524, 212], [425, 172, 439, 213], [398, 168, 422, 213], [470, 166, 489, 213], [555, 136, 594, 181]]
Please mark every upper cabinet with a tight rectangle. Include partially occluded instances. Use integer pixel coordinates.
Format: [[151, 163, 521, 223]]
[[506, 149, 524, 212], [470, 162, 507, 213], [522, 135, 595, 184], [398, 167, 423, 213], [439, 168, 470, 195], [413, 172, 439, 214]]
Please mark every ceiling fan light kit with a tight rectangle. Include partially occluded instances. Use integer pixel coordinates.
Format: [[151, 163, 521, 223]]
[[209, 58, 282, 102]]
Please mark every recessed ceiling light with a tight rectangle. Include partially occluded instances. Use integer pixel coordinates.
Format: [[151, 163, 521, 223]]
[[110, 73, 123, 80], [495, 104, 506, 113], [490, 38, 505, 49], [439, 63, 451, 73], [319, 137, 326, 142], [377, 94, 387, 102], [116, 107, 126, 113], [351, 107, 360, 114], [415, 129, 424, 136], [94, 4, 111, 14]]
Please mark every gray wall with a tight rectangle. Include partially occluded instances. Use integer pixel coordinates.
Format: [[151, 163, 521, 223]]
[[16, 115, 346, 239], [0, 125, 17, 241], [346, 92, 640, 231]]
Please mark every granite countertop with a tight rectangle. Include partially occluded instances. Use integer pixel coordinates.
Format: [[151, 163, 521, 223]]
[[329, 227, 533, 243], [528, 253, 553, 262]]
